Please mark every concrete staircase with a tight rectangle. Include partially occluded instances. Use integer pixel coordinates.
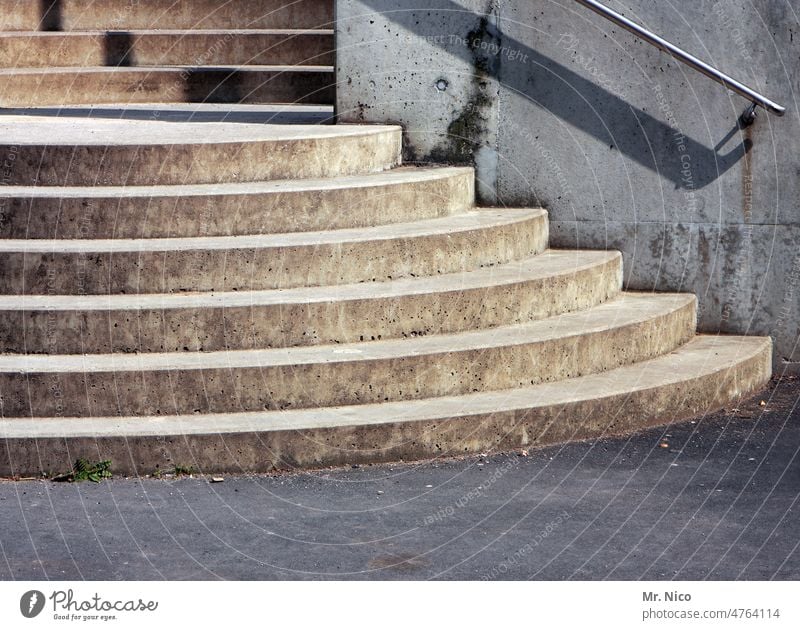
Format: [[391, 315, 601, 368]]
[[0, 3, 771, 477]]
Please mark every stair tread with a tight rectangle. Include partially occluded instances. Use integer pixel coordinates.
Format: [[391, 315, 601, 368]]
[[0, 0, 335, 33], [0, 65, 334, 74], [0, 292, 690, 372], [0, 208, 544, 252], [0, 165, 468, 197], [0, 29, 336, 36], [0, 115, 396, 146], [0, 103, 334, 124], [0, 249, 618, 311], [0, 335, 769, 435]]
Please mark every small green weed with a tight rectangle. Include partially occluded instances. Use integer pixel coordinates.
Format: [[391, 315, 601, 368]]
[[52, 459, 113, 483], [151, 465, 193, 478]]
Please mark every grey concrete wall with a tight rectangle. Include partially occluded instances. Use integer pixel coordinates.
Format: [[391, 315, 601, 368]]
[[336, 0, 800, 372], [334, 0, 503, 200]]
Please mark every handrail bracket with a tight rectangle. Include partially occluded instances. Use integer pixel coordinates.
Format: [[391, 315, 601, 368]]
[[740, 102, 759, 127]]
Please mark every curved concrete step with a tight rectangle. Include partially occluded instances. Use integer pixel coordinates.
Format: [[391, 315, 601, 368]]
[[0, 209, 548, 294], [0, 0, 333, 31], [0, 335, 771, 476], [0, 166, 472, 239], [0, 250, 622, 354], [0, 117, 401, 185], [0, 65, 335, 107], [0, 30, 335, 68], [0, 293, 696, 417]]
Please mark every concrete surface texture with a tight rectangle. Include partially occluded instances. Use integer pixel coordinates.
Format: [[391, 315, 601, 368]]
[[0, 0, 335, 107], [0, 377, 797, 580], [0, 106, 773, 476], [0, 249, 623, 353], [0, 293, 695, 417], [0, 208, 548, 293], [0, 103, 335, 125], [0, 0, 334, 30], [0, 0, 774, 477], [0, 164, 472, 238], [0, 30, 336, 67], [0, 116, 402, 185], [335, 0, 800, 372]]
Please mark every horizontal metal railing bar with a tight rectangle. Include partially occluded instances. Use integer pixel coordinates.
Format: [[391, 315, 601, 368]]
[[573, 0, 786, 116]]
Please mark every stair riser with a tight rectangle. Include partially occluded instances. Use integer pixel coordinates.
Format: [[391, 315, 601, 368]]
[[0, 32, 335, 68], [0, 337, 770, 476], [0, 130, 401, 186], [0, 0, 333, 31], [0, 215, 547, 294], [0, 171, 474, 239], [0, 299, 695, 417], [0, 256, 622, 353], [0, 68, 334, 107]]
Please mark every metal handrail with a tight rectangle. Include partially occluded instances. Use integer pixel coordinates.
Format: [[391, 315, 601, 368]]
[[573, 0, 786, 121]]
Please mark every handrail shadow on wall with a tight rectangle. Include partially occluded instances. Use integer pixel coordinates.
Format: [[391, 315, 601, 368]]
[[354, 0, 754, 190]]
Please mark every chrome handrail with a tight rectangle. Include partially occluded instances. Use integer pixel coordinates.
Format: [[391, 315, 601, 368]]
[[573, 0, 786, 121]]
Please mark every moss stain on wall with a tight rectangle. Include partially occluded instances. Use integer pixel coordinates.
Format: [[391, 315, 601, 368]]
[[424, 9, 499, 167]]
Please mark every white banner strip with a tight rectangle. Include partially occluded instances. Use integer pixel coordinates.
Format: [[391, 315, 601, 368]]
[[1, 581, 797, 629]]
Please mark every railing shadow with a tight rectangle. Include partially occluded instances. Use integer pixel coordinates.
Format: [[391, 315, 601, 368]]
[[103, 31, 136, 67], [39, 0, 62, 31], [183, 68, 244, 103]]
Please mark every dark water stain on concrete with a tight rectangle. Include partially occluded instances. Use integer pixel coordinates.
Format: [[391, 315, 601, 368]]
[[423, 6, 499, 168]]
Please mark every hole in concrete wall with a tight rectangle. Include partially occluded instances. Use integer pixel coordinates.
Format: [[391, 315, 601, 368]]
[[39, 0, 62, 31], [104, 32, 136, 67]]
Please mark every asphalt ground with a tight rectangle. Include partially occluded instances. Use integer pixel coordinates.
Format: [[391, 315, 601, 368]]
[[0, 376, 797, 580]]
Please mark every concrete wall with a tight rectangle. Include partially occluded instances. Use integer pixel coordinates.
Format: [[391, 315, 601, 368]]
[[336, 0, 800, 372]]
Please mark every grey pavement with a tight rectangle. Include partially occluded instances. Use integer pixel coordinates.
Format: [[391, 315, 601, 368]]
[[0, 377, 798, 580]]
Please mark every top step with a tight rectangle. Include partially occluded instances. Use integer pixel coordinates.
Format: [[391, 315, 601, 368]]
[[0, 0, 333, 31], [0, 116, 402, 185]]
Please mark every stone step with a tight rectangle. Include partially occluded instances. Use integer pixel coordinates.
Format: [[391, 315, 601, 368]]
[[0, 103, 334, 124], [0, 3, 771, 482], [0, 116, 401, 185], [0, 250, 622, 354], [0, 65, 335, 107], [0, 293, 696, 417], [0, 0, 333, 31], [0, 30, 335, 68], [0, 335, 771, 476], [0, 208, 548, 294], [0, 166, 473, 239]]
